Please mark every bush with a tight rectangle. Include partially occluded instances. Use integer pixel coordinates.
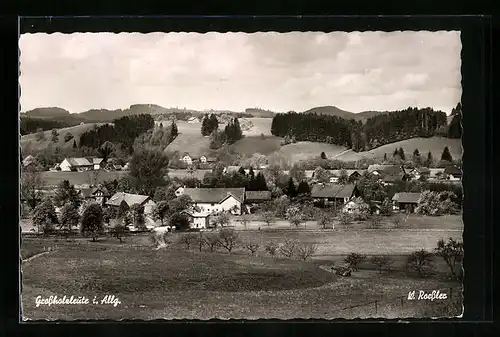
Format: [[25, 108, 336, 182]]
[[296, 243, 317, 261], [279, 239, 298, 258], [407, 249, 435, 277], [264, 241, 279, 256], [344, 253, 367, 271], [370, 255, 394, 274]]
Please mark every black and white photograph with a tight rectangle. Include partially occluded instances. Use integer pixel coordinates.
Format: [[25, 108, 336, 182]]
[[20, 31, 463, 320]]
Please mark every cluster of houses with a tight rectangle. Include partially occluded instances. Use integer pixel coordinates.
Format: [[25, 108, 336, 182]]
[[180, 154, 217, 166], [21, 155, 130, 172]]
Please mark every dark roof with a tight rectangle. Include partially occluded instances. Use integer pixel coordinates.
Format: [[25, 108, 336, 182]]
[[392, 192, 421, 203], [79, 186, 110, 198], [311, 184, 357, 199], [444, 166, 462, 175], [245, 191, 271, 201], [367, 165, 402, 175], [181, 188, 245, 203]]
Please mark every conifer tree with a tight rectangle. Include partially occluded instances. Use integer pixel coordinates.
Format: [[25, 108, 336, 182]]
[[285, 177, 297, 198], [398, 147, 406, 161], [320, 152, 327, 159], [73, 139, 77, 149], [201, 114, 210, 136], [441, 146, 453, 162], [425, 151, 434, 167], [297, 180, 311, 195]]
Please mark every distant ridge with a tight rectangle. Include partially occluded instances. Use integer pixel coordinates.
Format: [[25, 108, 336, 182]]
[[302, 105, 387, 122]]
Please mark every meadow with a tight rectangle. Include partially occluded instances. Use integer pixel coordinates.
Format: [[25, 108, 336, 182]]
[[39, 171, 129, 187], [21, 234, 462, 320], [21, 123, 105, 152]]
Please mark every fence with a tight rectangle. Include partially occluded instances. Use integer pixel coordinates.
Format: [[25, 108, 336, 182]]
[[330, 286, 463, 318]]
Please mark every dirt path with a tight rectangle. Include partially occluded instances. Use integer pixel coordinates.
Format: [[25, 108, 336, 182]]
[[22, 250, 52, 264]]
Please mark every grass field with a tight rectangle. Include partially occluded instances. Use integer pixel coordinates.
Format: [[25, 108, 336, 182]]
[[39, 171, 129, 187], [21, 123, 104, 152], [272, 141, 349, 164], [242, 118, 273, 136], [21, 236, 461, 320], [360, 137, 462, 160], [231, 136, 283, 156], [164, 133, 213, 157]]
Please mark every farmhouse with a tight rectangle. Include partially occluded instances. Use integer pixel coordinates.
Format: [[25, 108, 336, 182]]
[[392, 192, 422, 213], [428, 168, 446, 181], [79, 185, 110, 206], [245, 191, 271, 203], [304, 170, 315, 179], [59, 157, 103, 172], [181, 153, 193, 166], [105, 192, 157, 215], [199, 156, 217, 164], [444, 166, 462, 181], [367, 164, 402, 176], [409, 167, 431, 180], [310, 184, 361, 208], [175, 187, 245, 215], [328, 169, 365, 183], [181, 210, 210, 229]]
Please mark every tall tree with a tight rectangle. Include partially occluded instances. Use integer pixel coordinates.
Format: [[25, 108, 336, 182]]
[[21, 167, 43, 209], [296, 180, 311, 195], [398, 147, 406, 161], [129, 149, 169, 195], [98, 141, 114, 163], [412, 149, 422, 166], [53, 180, 81, 208], [441, 146, 453, 162], [153, 201, 170, 226], [59, 203, 80, 239], [248, 166, 255, 180], [72, 139, 77, 149], [383, 153, 388, 162], [80, 203, 104, 242], [425, 151, 434, 167], [32, 198, 58, 234], [201, 114, 210, 136], [169, 121, 178, 142], [285, 177, 297, 198]]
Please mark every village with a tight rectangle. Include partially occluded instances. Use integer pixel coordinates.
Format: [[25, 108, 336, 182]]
[[21, 151, 463, 233]]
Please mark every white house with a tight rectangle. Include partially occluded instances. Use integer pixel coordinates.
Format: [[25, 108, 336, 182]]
[[182, 210, 210, 229], [175, 187, 245, 215], [105, 192, 157, 215], [181, 154, 193, 166], [59, 157, 103, 172]]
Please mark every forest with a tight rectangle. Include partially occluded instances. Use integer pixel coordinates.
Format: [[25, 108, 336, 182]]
[[78, 114, 155, 153], [271, 106, 452, 152], [20, 117, 74, 135]]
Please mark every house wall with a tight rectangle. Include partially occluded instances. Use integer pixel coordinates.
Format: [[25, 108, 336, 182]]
[[60, 159, 72, 172], [93, 164, 100, 170], [190, 216, 208, 229], [182, 156, 192, 165], [143, 200, 156, 215], [449, 174, 460, 181], [200, 156, 207, 163], [192, 196, 242, 215]]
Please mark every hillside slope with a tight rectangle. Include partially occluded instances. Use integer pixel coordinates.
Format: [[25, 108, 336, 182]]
[[360, 137, 462, 160], [20, 123, 103, 152], [273, 141, 349, 164]]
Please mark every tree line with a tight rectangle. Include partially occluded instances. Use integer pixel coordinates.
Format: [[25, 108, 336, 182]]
[[270, 107, 450, 152], [21, 117, 74, 136], [79, 114, 156, 153]]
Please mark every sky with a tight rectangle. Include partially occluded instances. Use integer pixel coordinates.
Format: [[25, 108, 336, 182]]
[[19, 31, 462, 114]]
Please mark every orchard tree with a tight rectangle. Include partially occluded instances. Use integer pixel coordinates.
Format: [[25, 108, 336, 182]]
[[370, 256, 395, 274], [265, 241, 279, 256], [318, 212, 334, 229], [243, 239, 260, 256], [261, 211, 274, 227], [296, 243, 317, 261], [435, 238, 464, 279], [32, 198, 58, 234], [153, 201, 170, 226], [407, 249, 435, 277], [218, 228, 239, 254], [59, 203, 80, 239], [80, 203, 104, 242], [344, 253, 367, 271]]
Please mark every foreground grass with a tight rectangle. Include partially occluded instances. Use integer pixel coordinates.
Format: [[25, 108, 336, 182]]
[[21, 237, 461, 320]]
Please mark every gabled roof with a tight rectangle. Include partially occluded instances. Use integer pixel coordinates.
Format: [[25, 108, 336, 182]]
[[245, 191, 271, 201], [444, 166, 462, 175], [367, 165, 402, 175], [64, 157, 103, 167], [328, 169, 365, 177], [226, 165, 242, 173], [311, 184, 357, 199], [79, 186, 110, 198], [392, 192, 421, 203], [181, 188, 245, 204], [105, 192, 153, 207]]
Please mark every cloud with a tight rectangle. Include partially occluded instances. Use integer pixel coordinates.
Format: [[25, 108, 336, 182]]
[[19, 31, 461, 114]]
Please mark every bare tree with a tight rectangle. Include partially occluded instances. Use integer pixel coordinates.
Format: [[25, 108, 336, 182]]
[[344, 253, 367, 271], [296, 243, 317, 261], [370, 215, 382, 228], [264, 241, 279, 256], [317, 212, 334, 229], [240, 214, 250, 230], [177, 233, 197, 250], [370, 255, 395, 274], [218, 228, 239, 254], [279, 239, 297, 258], [435, 238, 464, 280], [261, 211, 274, 227], [21, 167, 43, 210], [407, 249, 435, 277], [203, 232, 220, 252], [243, 239, 260, 256], [392, 216, 403, 228]]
